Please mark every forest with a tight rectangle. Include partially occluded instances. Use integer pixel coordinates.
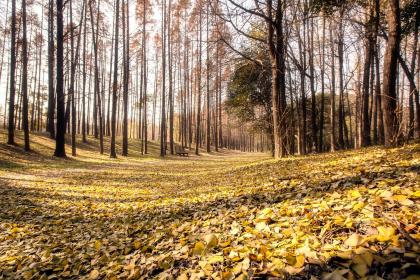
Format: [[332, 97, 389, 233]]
[[0, 0, 419, 279]]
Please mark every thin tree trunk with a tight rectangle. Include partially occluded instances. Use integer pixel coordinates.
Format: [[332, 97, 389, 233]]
[[21, 0, 29, 151], [110, 0, 120, 158], [195, 1, 202, 156], [7, 0, 16, 145], [122, 0, 129, 156], [382, 0, 400, 146], [54, 0, 66, 157], [160, 0, 167, 157], [330, 21, 336, 152]]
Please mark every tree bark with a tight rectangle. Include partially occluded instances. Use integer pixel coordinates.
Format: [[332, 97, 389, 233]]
[[21, 0, 29, 151], [110, 0, 120, 158], [54, 0, 66, 157], [381, 0, 400, 147], [7, 0, 16, 145]]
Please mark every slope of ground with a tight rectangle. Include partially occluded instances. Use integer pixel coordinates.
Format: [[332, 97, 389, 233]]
[[0, 131, 419, 279]]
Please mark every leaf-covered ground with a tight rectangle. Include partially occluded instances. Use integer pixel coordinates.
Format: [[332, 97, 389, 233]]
[[0, 131, 419, 280]]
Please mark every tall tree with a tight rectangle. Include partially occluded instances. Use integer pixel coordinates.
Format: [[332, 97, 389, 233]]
[[206, 2, 211, 153], [382, 0, 400, 146], [47, 0, 55, 139], [160, 0, 167, 157], [54, 0, 66, 157], [110, 0, 120, 158], [195, 0, 202, 156], [7, 0, 16, 145], [81, 0, 87, 143], [122, 0, 129, 156], [330, 19, 336, 152], [361, 2, 375, 147], [21, 0, 29, 151]]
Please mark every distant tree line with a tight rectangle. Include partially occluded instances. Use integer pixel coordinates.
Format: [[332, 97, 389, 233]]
[[1, 0, 419, 158], [221, 0, 420, 157]]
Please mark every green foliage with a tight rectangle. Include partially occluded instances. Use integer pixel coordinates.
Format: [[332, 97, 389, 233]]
[[308, 0, 356, 15], [226, 51, 272, 135], [401, 0, 420, 35]]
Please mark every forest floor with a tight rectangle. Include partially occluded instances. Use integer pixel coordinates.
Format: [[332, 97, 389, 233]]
[[0, 131, 419, 280]]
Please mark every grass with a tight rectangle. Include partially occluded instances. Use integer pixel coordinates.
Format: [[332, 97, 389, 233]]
[[0, 130, 419, 279]]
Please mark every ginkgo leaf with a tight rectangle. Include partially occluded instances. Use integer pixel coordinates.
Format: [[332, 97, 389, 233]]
[[133, 240, 141, 250], [94, 240, 101, 251], [89, 269, 100, 280], [192, 241, 206, 256], [177, 272, 189, 280], [379, 190, 393, 198], [345, 233, 364, 247], [294, 255, 305, 268], [322, 269, 349, 280], [352, 263, 368, 277], [207, 255, 224, 264], [204, 234, 219, 249], [376, 226, 396, 242], [398, 199, 414, 206], [349, 190, 362, 198], [221, 271, 235, 280]]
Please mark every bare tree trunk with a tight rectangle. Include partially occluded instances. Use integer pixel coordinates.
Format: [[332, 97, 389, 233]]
[[122, 0, 129, 156], [70, 0, 84, 156], [206, 2, 211, 153], [330, 20, 336, 152], [195, 1, 202, 156], [308, 18, 317, 152], [408, 10, 419, 138], [7, 0, 16, 145], [110, 0, 120, 158], [382, 0, 400, 147], [21, 0, 29, 151], [54, 0, 66, 157], [81, 0, 87, 143], [160, 0, 167, 157], [361, 4, 374, 147], [47, 0, 55, 139], [318, 16, 325, 152]]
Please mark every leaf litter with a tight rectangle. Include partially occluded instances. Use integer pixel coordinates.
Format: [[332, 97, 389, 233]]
[[0, 141, 419, 279]]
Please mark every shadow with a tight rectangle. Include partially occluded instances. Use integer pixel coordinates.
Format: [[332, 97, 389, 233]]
[[0, 144, 418, 278]]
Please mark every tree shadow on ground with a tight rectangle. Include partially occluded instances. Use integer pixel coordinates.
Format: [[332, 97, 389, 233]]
[[0, 159, 418, 279]]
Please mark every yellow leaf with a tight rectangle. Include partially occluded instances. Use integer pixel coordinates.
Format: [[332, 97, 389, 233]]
[[89, 269, 100, 280], [392, 195, 407, 201], [204, 234, 218, 249], [344, 233, 364, 247], [193, 241, 206, 256], [207, 255, 224, 264], [133, 240, 141, 250], [222, 271, 235, 280], [322, 269, 349, 280], [255, 221, 270, 232], [352, 263, 368, 277], [379, 190, 393, 198], [353, 201, 365, 211], [352, 251, 373, 267], [398, 199, 414, 206], [349, 190, 361, 198], [331, 192, 342, 199], [294, 255, 305, 268], [336, 250, 353, 260], [177, 272, 189, 280], [282, 228, 294, 236], [94, 240, 101, 251], [376, 226, 395, 242]]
